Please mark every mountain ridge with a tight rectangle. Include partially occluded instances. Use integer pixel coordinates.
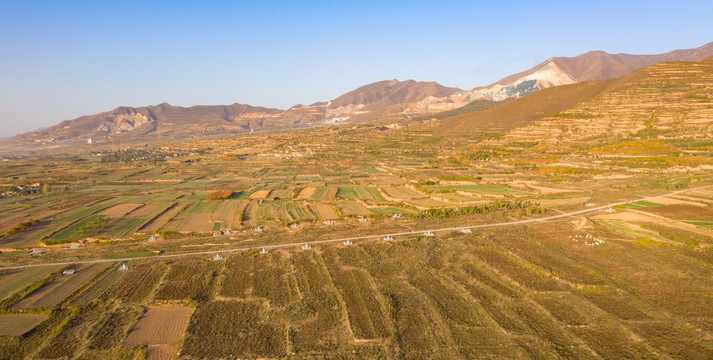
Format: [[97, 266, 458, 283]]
[[4, 41, 712, 148]]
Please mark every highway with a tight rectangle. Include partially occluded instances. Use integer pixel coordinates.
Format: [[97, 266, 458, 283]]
[[1, 184, 710, 271]]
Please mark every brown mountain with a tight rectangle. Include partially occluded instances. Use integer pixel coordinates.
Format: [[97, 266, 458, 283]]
[[326, 79, 460, 110], [2, 79, 461, 148], [470, 41, 713, 101], [7, 103, 284, 147]]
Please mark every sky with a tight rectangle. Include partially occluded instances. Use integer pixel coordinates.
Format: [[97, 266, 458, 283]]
[[1, 0, 712, 138]]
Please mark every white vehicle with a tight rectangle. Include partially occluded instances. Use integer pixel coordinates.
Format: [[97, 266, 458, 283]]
[[461, 228, 472, 233]]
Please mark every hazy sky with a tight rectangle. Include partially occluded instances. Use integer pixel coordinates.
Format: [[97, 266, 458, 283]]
[[1, 0, 712, 138]]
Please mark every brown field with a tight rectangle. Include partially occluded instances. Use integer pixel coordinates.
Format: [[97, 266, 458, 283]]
[[335, 200, 371, 216], [211, 199, 248, 229], [108, 262, 167, 303], [0, 314, 48, 336], [318, 187, 338, 201], [219, 253, 291, 307], [124, 203, 160, 218], [123, 305, 194, 346], [249, 189, 271, 199], [140, 203, 186, 233], [154, 259, 220, 301], [181, 300, 285, 358], [0, 266, 59, 301], [146, 345, 176, 360], [381, 186, 424, 200], [309, 203, 339, 219], [295, 186, 317, 200], [241, 200, 260, 226], [98, 203, 143, 218], [12, 263, 110, 309], [69, 266, 125, 306], [638, 204, 713, 220]]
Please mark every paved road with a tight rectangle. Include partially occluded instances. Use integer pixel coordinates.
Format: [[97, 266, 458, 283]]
[[1, 185, 711, 271]]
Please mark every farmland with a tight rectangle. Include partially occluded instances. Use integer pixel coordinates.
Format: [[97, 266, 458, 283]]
[[123, 305, 194, 346], [1, 56, 713, 358], [0, 314, 48, 336], [12, 263, 110, 309]]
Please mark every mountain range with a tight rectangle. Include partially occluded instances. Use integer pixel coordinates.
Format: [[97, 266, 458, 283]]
[[3, 41, 712, 149]]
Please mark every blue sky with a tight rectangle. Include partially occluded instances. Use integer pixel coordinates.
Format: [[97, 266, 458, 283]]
[[1, 0, 712, 137]]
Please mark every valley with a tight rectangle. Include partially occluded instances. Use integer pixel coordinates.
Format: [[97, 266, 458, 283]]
[[1, 53, 713, 359]]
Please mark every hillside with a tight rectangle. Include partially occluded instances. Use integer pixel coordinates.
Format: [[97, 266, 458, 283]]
[[492, 55, 713, 147], [469, 41, 713, 101], [437, 54, 713, 144], [326, 79, 460, 111]]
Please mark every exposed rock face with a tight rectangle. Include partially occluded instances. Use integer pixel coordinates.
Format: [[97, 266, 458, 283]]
[[98, 111, 155, 133]]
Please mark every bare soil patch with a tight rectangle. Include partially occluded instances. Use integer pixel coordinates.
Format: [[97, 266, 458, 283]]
[[638, 204, 713, 221], [98, 203, 143, 218], [0, 314, 48, 336], [124, 305, 194, 346], [146, 345, 176, 360]]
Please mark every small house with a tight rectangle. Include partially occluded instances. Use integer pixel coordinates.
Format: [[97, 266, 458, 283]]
[[119, 263, 129, 271], [605, 208, 616, 213], [343, 240, 353, 246], [213, 254, 224, 261], [148, 235, 157, 242], [223, 229, 233, 235], [585, 203, 595, 207], [392, 214, 401, 219], [324, 221, 333, 225], [259, 248, 269, 255], [461, 228, 472, 234], [255, 227, 263, 233], [32, 248, 43, 254], [63, 269, 75, 275], [358, 217, 367, 223], [424, 231, 434, 237], [301, 244, 312, 250], [290, 224, 300, 229], [69, 244, 80, 249], [383, 236, 394, 241]]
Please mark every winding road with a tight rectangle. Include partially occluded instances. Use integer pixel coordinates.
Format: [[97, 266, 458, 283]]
[[1, 185, 710, 271]]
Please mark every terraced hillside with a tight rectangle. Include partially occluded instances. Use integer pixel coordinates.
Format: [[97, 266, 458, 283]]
[[501, 57, 713, 145]]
